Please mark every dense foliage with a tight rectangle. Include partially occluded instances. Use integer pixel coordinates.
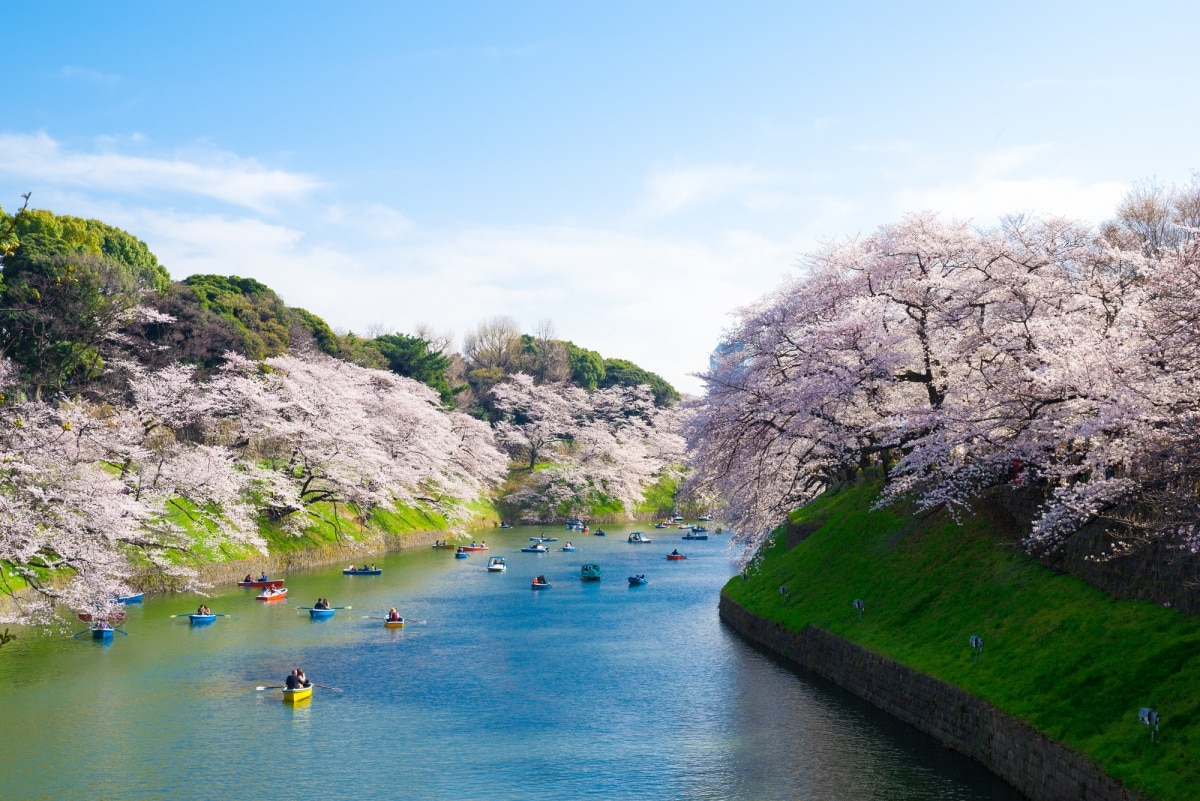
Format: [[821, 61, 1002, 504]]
[[687, 179, 1200, 556]]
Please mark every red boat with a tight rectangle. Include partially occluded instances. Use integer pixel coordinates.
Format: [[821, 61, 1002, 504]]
[[666, 553, 687, 561], [459, 544, 489, 552], [238, 579, 285, 588], [256, 587, 288, 601]]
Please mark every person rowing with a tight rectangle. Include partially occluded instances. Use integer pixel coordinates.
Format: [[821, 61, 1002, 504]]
[[387, 607, 401, 622], [285, 668, 311, 690]]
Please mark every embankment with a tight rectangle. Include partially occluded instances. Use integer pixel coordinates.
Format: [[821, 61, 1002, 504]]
[[723, 480, 1200, 801]]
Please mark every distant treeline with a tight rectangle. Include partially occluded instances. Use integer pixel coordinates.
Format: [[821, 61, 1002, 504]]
[[0, 204, 678, 413]]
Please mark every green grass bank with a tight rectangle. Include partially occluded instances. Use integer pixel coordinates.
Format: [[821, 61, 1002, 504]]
[[724, 480, 1200, 801]]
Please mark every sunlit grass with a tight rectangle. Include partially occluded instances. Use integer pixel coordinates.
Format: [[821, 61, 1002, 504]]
[[724, 480, 1200, 801]]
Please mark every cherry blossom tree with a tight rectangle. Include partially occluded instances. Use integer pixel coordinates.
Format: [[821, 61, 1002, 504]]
[[687, 197, 1200, 557], [491, 373, 683, 521]]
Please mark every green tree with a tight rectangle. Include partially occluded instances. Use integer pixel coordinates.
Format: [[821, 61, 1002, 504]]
[[369, 332, 459, 403], [183, 274, 292, 359], [563, 341, 606, 389], [599, 358, 680, 406]]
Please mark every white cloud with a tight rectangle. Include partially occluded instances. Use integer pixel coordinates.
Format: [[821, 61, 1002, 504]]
[[893, 145, 1129, 223], [0, 132, 320, 212], [60, 66, 121, 88], [639, 163, 777, 217]]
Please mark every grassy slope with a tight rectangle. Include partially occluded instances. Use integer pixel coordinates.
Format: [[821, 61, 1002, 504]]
[[723, 480, 1200, 801]]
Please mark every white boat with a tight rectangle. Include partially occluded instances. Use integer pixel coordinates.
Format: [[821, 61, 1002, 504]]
[[521, 543, 549, 553], [627, 532, 652, 544], [487, 557, 507, 572]]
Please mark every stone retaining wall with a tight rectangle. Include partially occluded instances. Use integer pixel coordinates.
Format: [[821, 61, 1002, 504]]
[[719, 594, 1147, 801]]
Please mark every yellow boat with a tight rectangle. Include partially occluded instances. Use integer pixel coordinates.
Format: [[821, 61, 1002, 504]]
[[282, 685, 313, 703], [384, 619, 405, 629]]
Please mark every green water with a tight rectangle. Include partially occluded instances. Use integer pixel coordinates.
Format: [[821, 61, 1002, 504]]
[[0, 524, 1023, 800]]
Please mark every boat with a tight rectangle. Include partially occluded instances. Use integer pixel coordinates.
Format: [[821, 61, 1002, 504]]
[[580, 563, 602, 581], [593, 529, 606, 536], [487, 557, 507, 572], [627, 532, 652, 544], [282, 686, 313, 704], [308, 608, 336, 620], [560, 542, 576, 552], [666, 552, 687, 560], [654, 522, 667, 529], [237, 578, 284, 588], [499, 522, 511, 529], [672, 515, 684, 523], [256, 587, 288, 601], [91, 625, 115, 640], [697, 515, 712, 522], [628, 574, 648, 586], [677, 524, 695, 531], [431, 542, 456, 549], [455, 548, 469, 559], [530, 536, 557, 543], [531, 576, 551, 589], [521, 543, 549, 553], [693, 526, 709, 533], [681, 531, 708, 540], [460, 543, 490, 551], [76, 611, 125, 624], [114, 593, 144, 604], [343, 567, 383, 575], [384, 618, 406, 629], [188, 613, 218, 625]]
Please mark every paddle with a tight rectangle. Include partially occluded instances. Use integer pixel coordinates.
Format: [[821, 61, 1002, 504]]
[[310, 683, 342, 691], [255, 685, 285, 691]]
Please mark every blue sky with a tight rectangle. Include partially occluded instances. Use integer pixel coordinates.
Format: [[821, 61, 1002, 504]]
[[4, 2, 1198, 393]]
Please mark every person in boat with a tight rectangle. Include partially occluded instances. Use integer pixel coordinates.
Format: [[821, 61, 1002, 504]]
[[480, 541, 485, 548], [348, 563, 355, 571], [471, 541, 477, 548], [387, 607, 401, 621], [671, 549, 680, 555], [258, 572, 268, 581], [285, 669, 309, 690], [243, 574, 253, 583]]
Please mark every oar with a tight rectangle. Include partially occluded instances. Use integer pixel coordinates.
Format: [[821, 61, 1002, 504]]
[[255, 685, 285, 691], [310, 683, 342, 691], [113, 628, 130, 636], [71, 629, 92, 638]]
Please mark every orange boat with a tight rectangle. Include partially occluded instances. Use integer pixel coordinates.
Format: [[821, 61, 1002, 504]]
[[256, 587, 289, 601], [666, 552, 687, 561], [459, 544, 489, 552]]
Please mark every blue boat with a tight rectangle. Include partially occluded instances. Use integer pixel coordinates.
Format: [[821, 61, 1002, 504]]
[[188, 613, 217, 625], [628, 574, 648, 586], [593, 529, 606, 536], [531, 575, 551, 589], [114, 593, 144, 604], [521, 543, 549, 553], [343, 568, 383, 575], [681, 532, 708, 540], [580, 564, 602, 581], [308, 608, 336, 620], [530, 535, 558, 542], [91, 625, 115, 640], [455, 550, 469, 559]]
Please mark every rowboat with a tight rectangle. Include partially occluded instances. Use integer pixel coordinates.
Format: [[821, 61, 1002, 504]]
[[487, 557, 507, 572], [521, 544, 549, 553], [666, 552, 687, 561], [237, 579, 284, 588], [282, 686, 313, 704], [560, 543, 576, 552], [529, 536, 557, 543], [627, 532, 652, 544], [593, 529, 606, 536], [114, 593, 143, 604], [256, 588, 288, 601], [308, 608, 336, 620], [188, 613, 217, 625], [628, 574, 648, 586], [91, 625, 115, 640], [681, 532, 708, 540], [531, 578, 551, 589], [455, 549, 469, 559], [384, 618, 406, 629], [343, 568, 383, 575], [499, 522, 511, 529], [580, 563, 602, 581], [432, 543, 456, 549], [693, 526, 709, 533], [77, 611, 125, 623], [460, 544, 489, 551], [654, 522, 668, 529]]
